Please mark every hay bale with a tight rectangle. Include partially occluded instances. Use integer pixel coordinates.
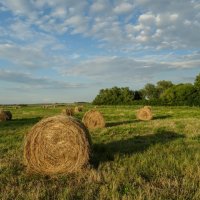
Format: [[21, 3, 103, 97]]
[[43, 105, 51, 109], [136, 107, 153, 121], [15, 106, 21, 109], [0, 111, 7, 121], [82, 110, 105, 129], [24, 115, 91, 175], [74, 106, 82, 113], [0, 110, 12, 121], [62, 108, 74, 116]]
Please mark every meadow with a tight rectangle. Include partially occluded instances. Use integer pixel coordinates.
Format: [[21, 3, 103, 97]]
[[0, 105, 200, 200]]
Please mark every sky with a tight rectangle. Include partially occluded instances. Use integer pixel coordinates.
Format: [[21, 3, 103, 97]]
[[0, 0, 200, 104]]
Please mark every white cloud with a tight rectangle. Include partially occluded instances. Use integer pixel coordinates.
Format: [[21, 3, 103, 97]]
[[63, 56, 166, 81], [90, 2, 106, 13], [136, 35, 149, 42], [170, 13, 179, 21], [51, 7, 67, 18], [0, 43, 44, 68], [65, 15, 83, 25], [1, 0, 31, 14], [71, 53, 80, 59], [113, 2, 134, 14], [138, 13, 156, 25], [91, 19, 109, 33], [0, 69, 83, 89], [64, 15, 89, 35], [170, 60, 200, 69], [62, 55, 200, 83], [8, 20, 34, 40], [1, 0, 199, 50], [0, 42, 69, 70]]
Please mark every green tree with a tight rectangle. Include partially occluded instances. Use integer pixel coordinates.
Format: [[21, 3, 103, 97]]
[[93, 87, 134, 105], [142, 83, 159, 100], [193, 73, 200, 105], [194, 73, 200, 90], [156, 80, 174, 97], [133, 90, 143, 100], [161, 83, 196, 105]]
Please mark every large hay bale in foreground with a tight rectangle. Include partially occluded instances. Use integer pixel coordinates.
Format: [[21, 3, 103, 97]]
[[74, 106, 83, 113], [24, 115, 91, 175], [62, 108, 74, 116], [0, 110, 12, 121], [82, 110, 105, 129], [136, 107, 153, 121]]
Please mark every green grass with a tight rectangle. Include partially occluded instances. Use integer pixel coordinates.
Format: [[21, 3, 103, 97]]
[[1, 105, 200, 200]]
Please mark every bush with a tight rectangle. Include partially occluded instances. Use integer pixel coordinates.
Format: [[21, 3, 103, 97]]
[[160, 84, 197, 106], [93, 87, 136, 105], [92, 74, 200, 106]]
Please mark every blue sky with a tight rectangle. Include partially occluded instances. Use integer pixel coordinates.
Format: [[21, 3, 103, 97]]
[[0, 0, 199, 104]]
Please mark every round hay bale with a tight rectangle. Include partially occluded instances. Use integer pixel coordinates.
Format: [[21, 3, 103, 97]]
[[74, 106, 82, 113], [24, 115, 91, 175], [0, 110, 12, 121], [62, 108, 74, 116], [0, 111, 7, 121], [82, 110, 105, 129], [15, 106, 21, 109], [136, 108, 153, 121]]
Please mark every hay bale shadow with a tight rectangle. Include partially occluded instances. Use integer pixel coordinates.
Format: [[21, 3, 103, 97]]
[[106, 120, 138, 127], [91, 130, 184, 168], [0, 117, 42, 129], [153, 115, 172, 120]]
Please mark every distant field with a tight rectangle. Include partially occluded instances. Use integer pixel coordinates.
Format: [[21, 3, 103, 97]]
[[0, 105, 200, 200]]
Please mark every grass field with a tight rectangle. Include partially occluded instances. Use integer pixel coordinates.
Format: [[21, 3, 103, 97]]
[[0, 105, 200, 200]]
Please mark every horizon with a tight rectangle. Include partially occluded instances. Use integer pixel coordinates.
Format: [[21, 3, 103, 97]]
[[0, 0, 200, 104]]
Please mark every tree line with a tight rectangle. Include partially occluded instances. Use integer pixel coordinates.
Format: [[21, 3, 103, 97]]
[[93, 73, 200, 106]]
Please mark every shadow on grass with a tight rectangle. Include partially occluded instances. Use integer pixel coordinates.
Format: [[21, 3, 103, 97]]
[[106, 120, 138, 127], [91, 129, 184, 168], [0, 117, 42, 129], [106, 115, 172, 127], [153, 115, 172, 120]]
